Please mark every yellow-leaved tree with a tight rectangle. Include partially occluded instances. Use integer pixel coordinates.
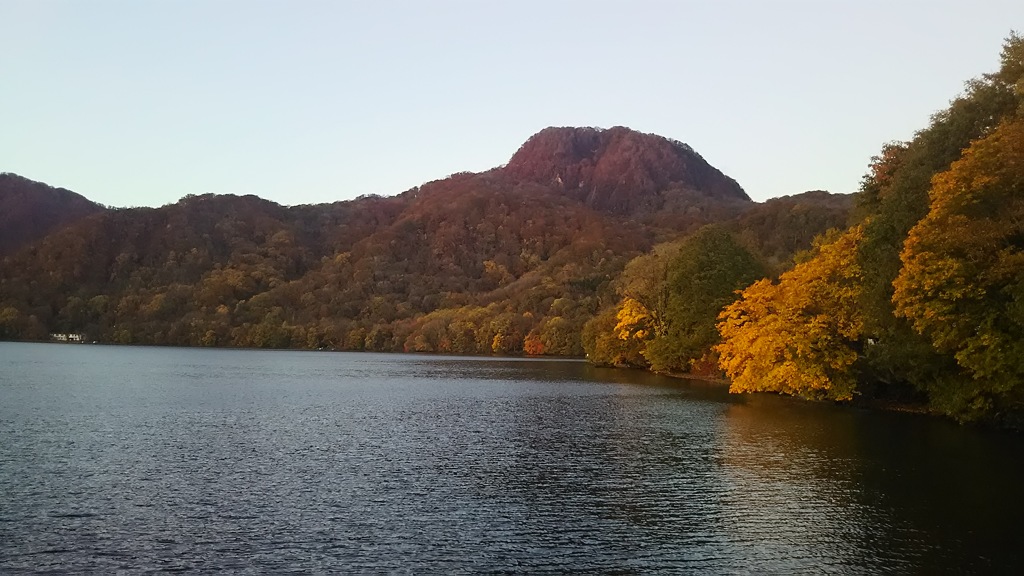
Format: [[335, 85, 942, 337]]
[[716, 226, 865, 401], [614, 297, 657, 341], [893, 118, 1024, 421]]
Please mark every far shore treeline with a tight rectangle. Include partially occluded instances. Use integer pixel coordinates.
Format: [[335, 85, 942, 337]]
[[2, 34, 1022, 427]]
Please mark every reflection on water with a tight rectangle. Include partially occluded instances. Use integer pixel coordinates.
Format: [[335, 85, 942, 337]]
[[717, 397, 907, 572], [718, 395, 1024, 572], [1, 343, 1023, 573]]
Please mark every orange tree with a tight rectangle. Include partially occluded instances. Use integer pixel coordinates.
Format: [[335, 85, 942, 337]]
[[716, 226, 865, 401], [893, 118, 1024, 421]]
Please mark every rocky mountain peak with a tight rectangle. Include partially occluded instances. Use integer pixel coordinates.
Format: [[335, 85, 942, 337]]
[[502, 126, 749, 213]]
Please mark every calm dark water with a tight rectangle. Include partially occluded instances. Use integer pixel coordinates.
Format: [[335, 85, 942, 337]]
[[2, 343, 1023, 574]]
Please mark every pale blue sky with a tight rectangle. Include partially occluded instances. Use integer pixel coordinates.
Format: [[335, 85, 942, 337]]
[[2, 1, 1022, 207]]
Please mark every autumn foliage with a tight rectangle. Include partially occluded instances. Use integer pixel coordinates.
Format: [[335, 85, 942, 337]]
[[711, 32, 1024, 425], [585, 33, 1024, 427], [716, 227, 865, 401], [893, 118, 1024, 419]]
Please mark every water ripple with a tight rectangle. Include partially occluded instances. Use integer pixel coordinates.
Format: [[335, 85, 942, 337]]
[[2, 345, 1024, 573]]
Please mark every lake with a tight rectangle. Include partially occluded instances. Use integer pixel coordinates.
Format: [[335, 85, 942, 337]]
[[2, 342, 1023, 573]]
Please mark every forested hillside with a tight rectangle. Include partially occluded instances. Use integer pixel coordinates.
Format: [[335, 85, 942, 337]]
[[0, 173, 106, 257], [0, 127, 849, 355]]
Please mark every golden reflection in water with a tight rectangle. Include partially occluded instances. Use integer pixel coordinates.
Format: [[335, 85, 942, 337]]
[[714, 394, 903, 570]]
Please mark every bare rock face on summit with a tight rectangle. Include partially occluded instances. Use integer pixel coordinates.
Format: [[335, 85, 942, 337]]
[[503, 126, 750, 215]]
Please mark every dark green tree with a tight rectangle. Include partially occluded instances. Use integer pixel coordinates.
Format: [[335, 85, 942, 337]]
[[645, 226, 766, 373]]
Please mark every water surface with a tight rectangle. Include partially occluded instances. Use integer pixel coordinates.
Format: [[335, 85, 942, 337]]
[[2, 343, 1023, 573]]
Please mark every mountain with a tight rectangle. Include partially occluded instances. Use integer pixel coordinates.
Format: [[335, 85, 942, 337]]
[[0, 126, 847, 352], [0, 173, 106, 257], [504, 126, 749, 214]]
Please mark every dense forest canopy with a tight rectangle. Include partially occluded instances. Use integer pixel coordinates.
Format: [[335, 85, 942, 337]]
[[583, 33, 1024, 427], [716, 32, 1022, 425]]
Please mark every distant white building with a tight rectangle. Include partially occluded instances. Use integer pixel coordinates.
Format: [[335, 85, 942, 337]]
[[50, 333, 84, 342]]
